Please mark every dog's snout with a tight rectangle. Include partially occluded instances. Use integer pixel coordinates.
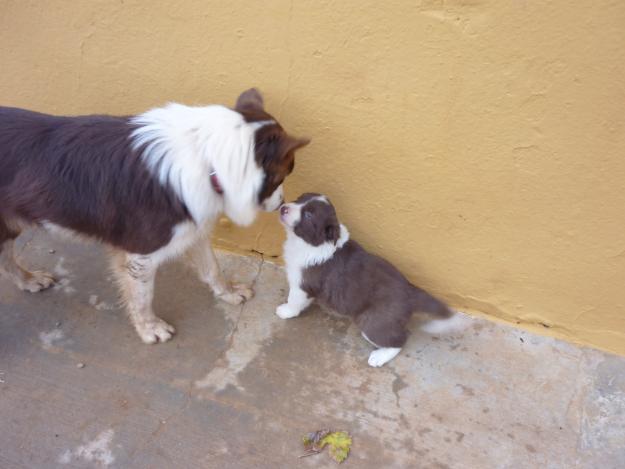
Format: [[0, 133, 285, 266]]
[[280, 205, 289, 216]]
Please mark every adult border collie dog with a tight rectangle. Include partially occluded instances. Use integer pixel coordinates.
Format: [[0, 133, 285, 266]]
[[0, 89, 309, 344]]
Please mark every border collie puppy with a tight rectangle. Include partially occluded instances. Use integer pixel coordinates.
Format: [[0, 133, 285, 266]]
[[277, 193, 453, 367], [0, 89, 309, 344]]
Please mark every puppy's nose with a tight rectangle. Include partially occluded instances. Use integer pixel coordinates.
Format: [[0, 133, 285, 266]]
[[280, 205, 289, 216]]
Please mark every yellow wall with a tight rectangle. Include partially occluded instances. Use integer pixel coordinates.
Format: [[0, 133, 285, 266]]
[[2, 1, 625, 355]]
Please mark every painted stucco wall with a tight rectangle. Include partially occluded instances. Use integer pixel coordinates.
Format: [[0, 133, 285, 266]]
[[1, 1, 624, 355]]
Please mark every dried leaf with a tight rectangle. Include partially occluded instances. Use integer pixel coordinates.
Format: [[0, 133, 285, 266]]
[[302, 429, 330, 452], [320, 431, 352, 463], [301, 430, 352, 463]]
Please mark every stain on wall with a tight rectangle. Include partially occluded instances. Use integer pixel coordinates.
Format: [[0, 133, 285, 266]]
[[1, 0, 624, 355]]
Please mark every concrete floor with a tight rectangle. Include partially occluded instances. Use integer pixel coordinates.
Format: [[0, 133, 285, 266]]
[[1, 232, 624, 469]]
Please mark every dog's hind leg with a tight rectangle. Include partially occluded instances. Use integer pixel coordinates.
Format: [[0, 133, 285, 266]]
[[367, 346, 402, 367], [111, 251, 175, 344], [0, 218, 55, 292], [187, 234, 253, 305], [359, 315, 407, 368], [361, 330, 402, 367]]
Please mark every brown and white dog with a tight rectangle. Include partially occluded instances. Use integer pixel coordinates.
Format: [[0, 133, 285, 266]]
[[0, 89, 309, 344], [277, 193, 453, 367]]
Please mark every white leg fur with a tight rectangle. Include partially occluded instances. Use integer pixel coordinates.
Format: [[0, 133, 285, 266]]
[[111, 252, 175, 344], [368, 348, 401, 367], [276, 286, 312, 319], [187, 236, 253, 305], [0, 239, 55, 292], [362, 332, 401, 367]]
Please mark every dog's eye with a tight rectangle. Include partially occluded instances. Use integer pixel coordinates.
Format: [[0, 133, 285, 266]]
[[303, 211, 312, 220]]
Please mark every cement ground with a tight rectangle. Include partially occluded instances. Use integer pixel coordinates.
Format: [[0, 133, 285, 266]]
[[1, 232, 624, 468]]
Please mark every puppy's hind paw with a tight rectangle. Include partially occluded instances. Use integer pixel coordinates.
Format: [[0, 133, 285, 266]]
[[367, 348, 401, 367], [275, 303, 300, 319], [135, 317, 176, 344]]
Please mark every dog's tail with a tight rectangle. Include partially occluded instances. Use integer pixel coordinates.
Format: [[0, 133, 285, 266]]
[[410, 287, 453, 319], [410, 287, 473, 335]]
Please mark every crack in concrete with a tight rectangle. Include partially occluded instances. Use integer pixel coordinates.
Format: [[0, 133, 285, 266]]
[[221, 253, 265, 358], [126, 388, 194, 464], [194, 255, 266, 391], [390, 369, 408, 409], [564, 353, 585, 454]]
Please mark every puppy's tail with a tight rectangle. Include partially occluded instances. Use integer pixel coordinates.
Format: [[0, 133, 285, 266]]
[[410, 287, 453, 319]]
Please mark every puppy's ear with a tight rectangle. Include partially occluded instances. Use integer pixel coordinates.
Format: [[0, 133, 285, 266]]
[[281, 136, 311, 156], [235, 88, 264, 112], [325, 223, 340, 244]]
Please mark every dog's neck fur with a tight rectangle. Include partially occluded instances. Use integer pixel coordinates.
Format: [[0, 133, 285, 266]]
[[131, 104, 272, 227]]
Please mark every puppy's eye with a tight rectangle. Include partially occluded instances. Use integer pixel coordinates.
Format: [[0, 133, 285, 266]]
[[303, 211, 313, 220]]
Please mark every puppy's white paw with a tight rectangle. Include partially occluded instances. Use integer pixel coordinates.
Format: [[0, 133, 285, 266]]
[[217, 283, 254, 305], [135, 318, 176, 344], [275, 303, 300, 319], [17, 271, 55, 293], [368, 348, 401, 367]]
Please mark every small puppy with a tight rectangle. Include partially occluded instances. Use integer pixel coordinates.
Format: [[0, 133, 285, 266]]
[[277, 193, 453, 367]]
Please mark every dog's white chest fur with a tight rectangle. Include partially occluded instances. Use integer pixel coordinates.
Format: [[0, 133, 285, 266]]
[[282, 225, 349, 289]]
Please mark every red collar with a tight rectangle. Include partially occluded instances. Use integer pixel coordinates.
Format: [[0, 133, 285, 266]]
[[209, 170, 224, 195]]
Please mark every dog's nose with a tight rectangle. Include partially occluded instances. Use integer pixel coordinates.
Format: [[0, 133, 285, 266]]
[[280, 205, 289, 216]]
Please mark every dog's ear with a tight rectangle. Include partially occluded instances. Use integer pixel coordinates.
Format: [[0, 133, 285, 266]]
[[325, 223, 340, 244], [235, 88, 264, 112], [281, 135, 310, 156]]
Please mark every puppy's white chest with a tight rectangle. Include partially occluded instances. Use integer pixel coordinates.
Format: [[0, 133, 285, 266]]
[[283, 238, 305, 289]]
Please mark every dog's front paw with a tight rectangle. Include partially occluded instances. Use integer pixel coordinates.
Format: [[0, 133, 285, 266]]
[[17, 271, 56, 293], [217, 283, 254, 305], [367, 348, 401, 367], [135, 317, 176, 344], [275, 303, 300, 319]]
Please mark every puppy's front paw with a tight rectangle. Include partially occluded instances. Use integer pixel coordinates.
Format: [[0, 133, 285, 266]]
[[275, 303, 300, 319], [135, 317, 176, 344], [367, 348, 401, 367], [217, 283, 254, 305]]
